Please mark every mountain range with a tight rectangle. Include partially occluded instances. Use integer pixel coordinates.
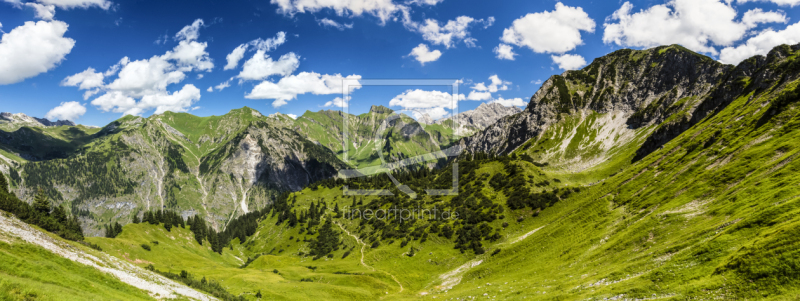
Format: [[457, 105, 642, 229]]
[[0, 103, 519, 234], [2, 43, 800, 300]]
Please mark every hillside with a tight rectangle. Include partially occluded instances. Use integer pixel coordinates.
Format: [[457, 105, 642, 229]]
[[0, 102, 519, 234], [3, 43, 800, 300]]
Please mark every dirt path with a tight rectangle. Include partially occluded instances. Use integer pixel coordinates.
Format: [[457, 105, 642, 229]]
[[423, 225, 546, 294], [0, 212, 214, 300], [335, 221, 404, 293]]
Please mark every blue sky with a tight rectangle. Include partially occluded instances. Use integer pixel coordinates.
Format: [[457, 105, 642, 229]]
[[1, 0, 799, 126]]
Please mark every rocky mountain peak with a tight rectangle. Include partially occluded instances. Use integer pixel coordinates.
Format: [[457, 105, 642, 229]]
[[369, 105, 393, 114], [0, 112, 76, 128], [462, 43, 794, 163], [435, 102, 522, 134]]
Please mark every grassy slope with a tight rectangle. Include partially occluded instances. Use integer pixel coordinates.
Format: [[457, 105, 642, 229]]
[[88, 221, 398, 300], [0, 218, 155, 301], [429, 82, 800, 300]]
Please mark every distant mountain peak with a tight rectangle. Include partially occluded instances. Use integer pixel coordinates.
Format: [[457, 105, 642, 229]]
[[369, 105, 393, 114], [0, 112, 76, 128]]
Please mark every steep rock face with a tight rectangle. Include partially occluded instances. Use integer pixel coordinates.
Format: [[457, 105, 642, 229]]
[[0, 112, 75, 130], [464, 45, 734, 157], [4, 108, 347, 233], [437, 102, 522, 134]]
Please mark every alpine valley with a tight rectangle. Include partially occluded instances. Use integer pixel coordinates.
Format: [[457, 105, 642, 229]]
[[3, 44, 800, 300]]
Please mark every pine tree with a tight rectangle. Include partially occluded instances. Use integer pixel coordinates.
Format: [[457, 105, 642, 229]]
[[0, 172, 8, 194], [52, 205, 67, 224], [33, 189, 50, 215], [310, 216, 340, 258]]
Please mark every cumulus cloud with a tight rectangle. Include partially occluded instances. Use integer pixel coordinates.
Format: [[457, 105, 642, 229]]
[[318, 18, 354, 30], [471, 75, 510, 93], [390, 89, 461, 110], [494, 43, 516, 60], [490, 97, 526, 107], [175, 19, 203, 41], [45, 101, 86, 121], [37, 0, 111, 10], [207, 86, 213, 92], [405, 0, 444, 6], [61, 67, 105, 90], [551, 54, 587, 70], [603, 0, 786, 55], [238, 51, 300, 81], [270, 0, 400, 24], [720, 21, 800, 64], [501, 3, 595, 54], [408, 43, 441, 65], [214, 78, 233, 91], [25, 3, 56, 20], [0, 20, 75, 85], [742, 8, 787, 28], [736, 0, 800, 7], [224, 32, 287, 70], [323, 96, 350, 108], [404, 15, 493, 48], [389, 89, 464, 119], [286, 113, 298, 119], [466, 91, 492, 101], [246, 72, 361, 108], [63, 19, 211, 116], [225, 44, 248, 70]]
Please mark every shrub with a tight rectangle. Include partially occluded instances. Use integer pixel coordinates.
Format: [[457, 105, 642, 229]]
[[141, 244, 151, 251]]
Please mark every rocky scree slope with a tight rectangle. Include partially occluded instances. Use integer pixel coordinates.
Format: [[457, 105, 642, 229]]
[[462, 45, 786, 172], [1, 108, 345, 234]]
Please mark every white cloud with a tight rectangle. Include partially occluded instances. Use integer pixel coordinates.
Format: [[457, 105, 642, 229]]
[[270, 0, 400, 24], [224, 44, 248, 70], [466, 91, 492, 101], [551, 54, 587, 70], [250, 32, 288, 52], [103, 57, 128, 76], [238, 51, 300, 81], [0, 20, 75, 85], [64, 20, 211, 116], [286, 113, 298, 119], [736, 0, 800, 7], [45, 101, 86, 121], [532, 79, 543, 85], [405, 0, 444, 6], [37, 0, 111, 9], [414, 107, 450, 120], [246, 72, 361, 108], [489, 97, 526, 107], [471, 75, 510, 93], [501, 3, 595, 54], [215, 78, 233, 91], [224, 32, 287, 70], [105, 55, 185, 98], [404, 15, 493, 48], [493, 43, 516, 60], [603, 0, 786, 55], [61, 67, 105, 89], [408, 43, 441, 65], [197, 74, 204, 79], [166, 40, 214, 71], [92, 84, 201, 116], [25, 3, 55, 20], [720, 21, 800, 64], [318, 18, 354, 30], [323, 96, 349, 108], [390, 89, 461, 110], [742, 8, 787, 28], [207, 86, 213, 92], [174, 19, 203, 42]]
